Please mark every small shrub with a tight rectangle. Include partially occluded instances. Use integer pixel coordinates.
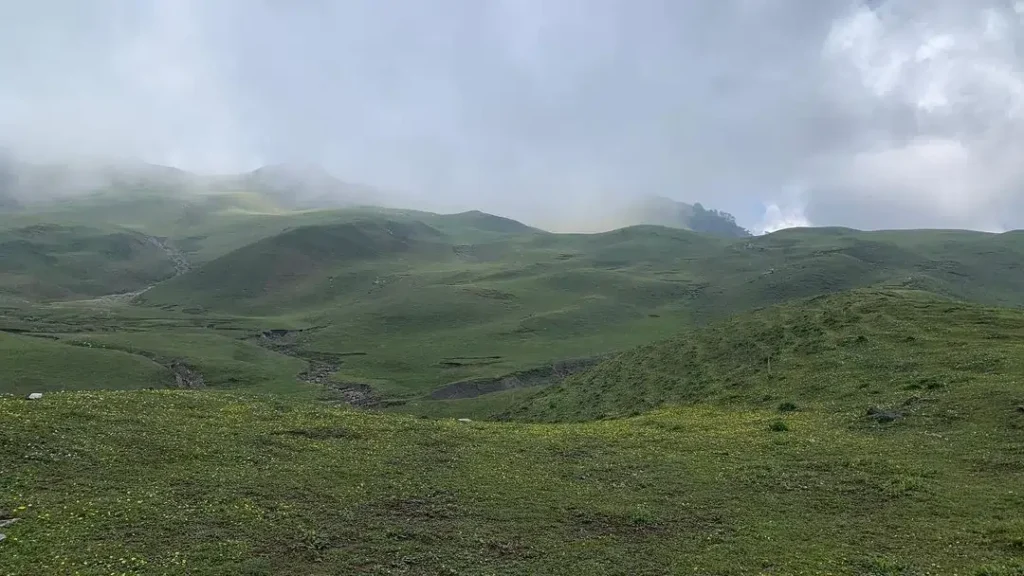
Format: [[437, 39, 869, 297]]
[[768, 420, 789, 432], [883, 475, 925, 498], [857, 555, 917, 575], [974, 564, 1024, 576], [777, 401, 798, 413], [629, 505, 657, 526]]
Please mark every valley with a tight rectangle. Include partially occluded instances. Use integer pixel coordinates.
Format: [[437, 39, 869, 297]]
[[1, 176, 1023, 575]]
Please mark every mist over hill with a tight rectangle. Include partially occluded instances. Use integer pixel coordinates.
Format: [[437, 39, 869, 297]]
[[0, 154, 397, 211], [0, 154, 750, 236], [620, 196, 751, 237], [7, 2, 1024, 573]]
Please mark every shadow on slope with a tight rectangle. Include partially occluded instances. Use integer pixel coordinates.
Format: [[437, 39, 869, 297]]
[[138, 218, 450, 312], [0, 224, 177, 301]]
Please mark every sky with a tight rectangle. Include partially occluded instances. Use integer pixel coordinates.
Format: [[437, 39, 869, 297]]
[[2, 0, 1024, 233]]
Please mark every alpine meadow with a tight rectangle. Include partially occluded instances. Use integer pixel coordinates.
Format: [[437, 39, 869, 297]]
[[0, 162, 1022, 576], [5, 1, 1024, 574]]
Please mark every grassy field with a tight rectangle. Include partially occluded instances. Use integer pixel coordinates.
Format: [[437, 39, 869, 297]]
[[0, 303, 310, 396], [2, 389, 1023, 575], [0, 331, 172, 394], [132, 217, 1024, 399], [2, 183, 1024, 574], [2, 289, 1023, 574], [0, 223, 176, 301], [503, 289, 1024, 422], [6, 193, 1024, 404]]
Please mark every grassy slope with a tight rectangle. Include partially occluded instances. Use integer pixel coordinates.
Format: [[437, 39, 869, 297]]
[[0, 304, 309, 396], [0, 224, 176, 301], [6, 190, 1024, 408], [0, 331, 172, 394], [504, 289, 1024, 423], [0, 188, 545, 266], [138, 220, 1024, 400], [2, 192, 1024, 573], [137, 222, 727, 393], [1, 387, 1022, 575]]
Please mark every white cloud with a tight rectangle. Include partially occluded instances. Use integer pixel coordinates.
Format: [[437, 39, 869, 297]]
[[807, 0, 1024, 231], [757, 203, 811, 234], [756, 184, 811, 234], [4, 1, 1024, 232]]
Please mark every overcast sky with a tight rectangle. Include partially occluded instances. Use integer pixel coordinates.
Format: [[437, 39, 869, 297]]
[[2, 0, 1024, 233]]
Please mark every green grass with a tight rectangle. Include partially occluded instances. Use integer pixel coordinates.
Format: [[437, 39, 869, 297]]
[[0, 331, 172, 394], [503, 289, 1024, 422], [0, 304, 310, 396], [8, 197, 1024, 404], [62, 331, 309, 394], [2, 391, 1023, 575], [4, 185, 1024, 574], [133, 218, 1024, 399], [0, 224, 176, 301]]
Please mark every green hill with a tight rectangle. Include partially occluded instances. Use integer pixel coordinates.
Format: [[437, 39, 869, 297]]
[[502, 289, 1024, 422], [0, 331, 172, 394], [135, 222, 735, 393], [621, 196, 751, 237], [4, 166, 1024, 574], [0, 224, 176, 301], [132, 222, 1024, 400], [3, 289, 1024, 574], [141, 218, 450, 312]]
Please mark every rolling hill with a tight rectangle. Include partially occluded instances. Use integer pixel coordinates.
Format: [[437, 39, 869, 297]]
[[3, 165, 1024, 574], [131, 217, 1024, 400], [502, 289, 1024, 422], [0, 224, 177, 301], [4, 298, 1024, 574], [4, 183, 1024, 404], [0, 330, 173, 394]]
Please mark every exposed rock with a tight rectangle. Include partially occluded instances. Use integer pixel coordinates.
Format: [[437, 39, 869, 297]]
[[299, 361, 337, 385], [143, 236, 191, 275], [324, 382, 379, 408], [866, 406, 903, 423], [457, 418, 473, 423], [429, 355, 612, 400], [169, 361, 205, 389], [26, 392, 42, 400]]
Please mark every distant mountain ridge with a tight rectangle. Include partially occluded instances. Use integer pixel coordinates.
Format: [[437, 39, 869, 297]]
[[623, 196, 751, 238], [0, 155, 390, 211], [0, 153, 750, 238]]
